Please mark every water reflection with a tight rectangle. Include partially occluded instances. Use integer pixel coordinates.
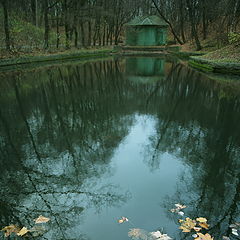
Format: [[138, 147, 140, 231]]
[[0, 57, 240, 239]]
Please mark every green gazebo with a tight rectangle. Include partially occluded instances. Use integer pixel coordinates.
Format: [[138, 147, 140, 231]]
[[125, 15, 168, 46]]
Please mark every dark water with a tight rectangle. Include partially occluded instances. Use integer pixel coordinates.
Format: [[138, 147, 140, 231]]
[[1, 57, 240, 240]]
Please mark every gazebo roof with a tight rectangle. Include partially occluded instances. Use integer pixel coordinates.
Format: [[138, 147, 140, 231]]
[[126, 15, 168, 27]]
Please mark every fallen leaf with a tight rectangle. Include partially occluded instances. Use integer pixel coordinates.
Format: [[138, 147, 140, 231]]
[[222, 237, 230, 240], [175, 203, 186, 209], [230, 223, 240, 229], [179, 217, 196, 233], [150, 231, 172, 240], [118, 216, 129, 224], [128, 228, 148, 239], [171, 203, 187, 213], [232, 228, 239, 236], [151, 231, 162, 238], [1, 225, 20, 237], [17, 227, 29, 236], [178, 211, 184, 216], [195, 233, 214, 240], [34, 215, 50, 224], [199, 222, 209, 229], [196, 217, 208, 223]]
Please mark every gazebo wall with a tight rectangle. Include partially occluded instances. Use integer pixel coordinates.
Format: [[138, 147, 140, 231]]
[[125, 26, 167, 46]]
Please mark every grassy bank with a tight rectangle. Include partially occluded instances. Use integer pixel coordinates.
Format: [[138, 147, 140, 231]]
[[0, 48, 116, 68], [188, 45, 240, 75]]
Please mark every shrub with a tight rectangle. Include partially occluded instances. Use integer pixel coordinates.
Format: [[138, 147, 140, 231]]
[[228, 32, 240, 46]]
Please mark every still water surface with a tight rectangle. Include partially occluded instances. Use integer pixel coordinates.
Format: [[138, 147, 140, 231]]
[[0, 57, 240, 239]]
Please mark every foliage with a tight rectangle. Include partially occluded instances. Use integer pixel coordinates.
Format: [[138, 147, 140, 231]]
[[228, 32, 240, 46], [10, 18, 44, 47]]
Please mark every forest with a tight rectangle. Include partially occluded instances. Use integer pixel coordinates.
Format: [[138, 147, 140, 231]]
[[1, 0, 240, 53]]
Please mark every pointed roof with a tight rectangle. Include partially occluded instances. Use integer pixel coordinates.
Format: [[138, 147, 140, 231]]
[[126, 15, 168, 27]]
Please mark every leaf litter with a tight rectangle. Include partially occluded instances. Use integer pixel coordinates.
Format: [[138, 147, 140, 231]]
[[1, 215, 50, 238], [128, 228, 172, 240]]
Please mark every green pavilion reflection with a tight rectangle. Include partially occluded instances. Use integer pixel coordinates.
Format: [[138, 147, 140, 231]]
[[125, 57, 168, 83]]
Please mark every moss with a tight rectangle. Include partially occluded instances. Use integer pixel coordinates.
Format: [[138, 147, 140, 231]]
[[0, 49, 116, 68], [170, 51, 207, 60], [189, 56, 240, 75], [189, 60, 213, 72]]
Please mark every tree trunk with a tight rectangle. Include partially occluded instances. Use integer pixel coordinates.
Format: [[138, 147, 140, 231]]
[[1, 0, 11, 51], [31, 0, 36, 25], [88, 20, 91, 46], [56, 9, 60, 48], [102, 23, 106, 46], [43, 0, 49, 49], [202, 0, 207, 40], [186, 0, 202, 50], [64, 0, 70, 49], [80, 21, 85, 47], [74, 27, 78, 47], [179, 0, 186, 43]]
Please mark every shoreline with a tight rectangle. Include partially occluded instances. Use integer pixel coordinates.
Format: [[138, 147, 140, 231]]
[[1, 46, 240, 76], [0, 48, 115, 68], [189, 55, 240, 75]]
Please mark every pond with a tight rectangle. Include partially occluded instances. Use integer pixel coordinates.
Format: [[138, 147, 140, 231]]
[[0, 56, 240, 240]]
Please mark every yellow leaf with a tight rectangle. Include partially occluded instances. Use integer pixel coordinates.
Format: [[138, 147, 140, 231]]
[[1, 225, 20, 237], [118, 216, 129, 224], [175, 203, 187, 209], [179, 217, 196, 233], [34, 215, 50, 224], [199, 222, 209, 229], [195, 233, 214, 240], [196, 217, 208, 223], [17, 227, 29, 236], [179, 226, 191, 232]]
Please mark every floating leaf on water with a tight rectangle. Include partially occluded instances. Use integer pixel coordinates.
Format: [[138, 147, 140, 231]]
[[195, 233, 214, 240], [151, 231, 162, 238], [232, 228, 239, 236], [230, 223, 240, 229], [196, 217, 208, 223], [1, 225, 20, 237], [128, 228, 149, 239], [179, 217, 196, 233], [222, 236, 230, 240], [199, 222, 209, 229], [17, 227, 29, 236], [171, 204, 187, 213], [34, 215, 50, 224], [118, 216, 129, 224], [150, 231, 172, 240], [175, 203, 186, 209], [178, 211, 184, 216]]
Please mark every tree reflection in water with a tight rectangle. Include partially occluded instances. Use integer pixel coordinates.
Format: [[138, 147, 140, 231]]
[[143, 62, 240, 239], [0, 57, 240, 239]]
